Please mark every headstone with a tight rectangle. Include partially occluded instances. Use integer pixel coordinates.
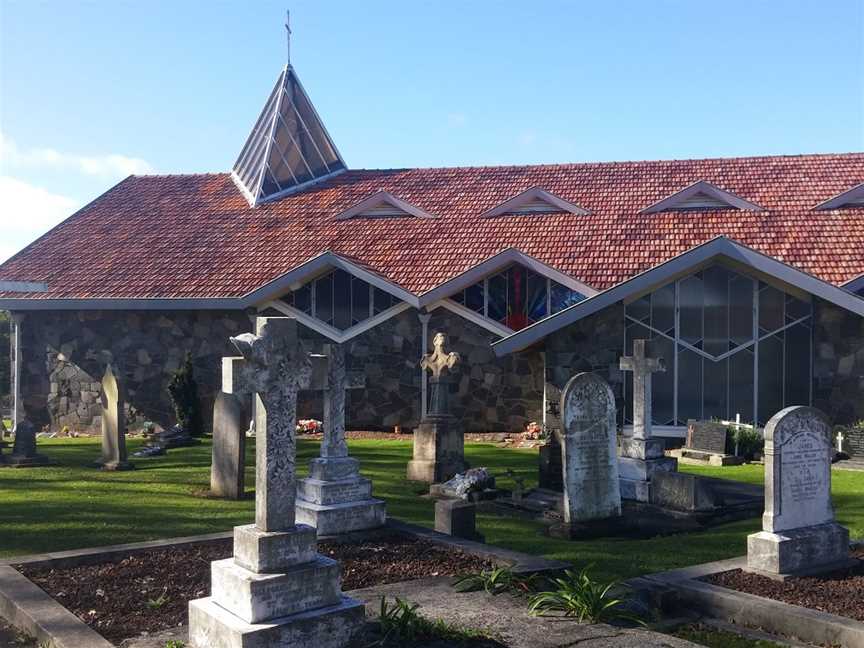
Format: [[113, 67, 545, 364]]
[[430, 467, 495, 500], [296, 343, 386, 535], [188, 317, 364, 648], [435, 499, 483, 542], [559, 373, 621, 523], [538, 383, 563, 491], [96, 365, 133, 471], [618, 340, 677, 501], [407, 332, 468, 483], [210, 392, 247, 499], [746, 406, 853, 579], [687, 420, 729, 455], [4, 420, 51, 467]]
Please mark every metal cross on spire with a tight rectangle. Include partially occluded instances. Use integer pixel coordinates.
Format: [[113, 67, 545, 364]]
[[285, 9, 292, 65]]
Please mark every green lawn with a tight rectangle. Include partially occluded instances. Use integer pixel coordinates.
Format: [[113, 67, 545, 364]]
[[1, 438, 861, 582]]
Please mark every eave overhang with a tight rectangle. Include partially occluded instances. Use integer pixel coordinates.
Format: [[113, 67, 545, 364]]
[[492, 236, 864, 358]]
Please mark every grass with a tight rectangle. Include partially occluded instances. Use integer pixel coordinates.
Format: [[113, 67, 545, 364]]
[[1, 437, 862, 583], [673, 623, 786, 648]]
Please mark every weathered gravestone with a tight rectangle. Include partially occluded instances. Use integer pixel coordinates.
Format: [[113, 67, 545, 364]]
[[407, 332, 468, 483], [210, 392, 247, 499], [746, 406, 853, 579], [296, 343, 386, 535], [188, 317, 364, 648], [435, 499, 483, 542], [538, 382, 564, 491], [669, 419, 743, 466], [4, 420, 51, 467], [550, 373, 621, 537], [618, 340, 677, 501], [96, 365, 133, 471]]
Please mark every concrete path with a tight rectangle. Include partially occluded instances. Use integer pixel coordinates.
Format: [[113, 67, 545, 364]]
[[349, 576, 700, 648], [122, 576, 699, 648]]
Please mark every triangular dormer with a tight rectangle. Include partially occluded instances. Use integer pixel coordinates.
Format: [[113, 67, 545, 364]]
[[814, 183, 864, 210], [481, 187, 590, 218], [641, 180, 762, 214], [335, 191, 436, 220], [232, 65, 346, 206]]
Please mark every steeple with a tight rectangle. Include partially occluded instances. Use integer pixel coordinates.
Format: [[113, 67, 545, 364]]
[[231, 15, 346, 206]]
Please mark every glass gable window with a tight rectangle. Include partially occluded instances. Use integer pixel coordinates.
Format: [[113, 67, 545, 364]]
[[624, 265, 813, 427], [284, 269, 399, 331], [450, 264, 584, 331]]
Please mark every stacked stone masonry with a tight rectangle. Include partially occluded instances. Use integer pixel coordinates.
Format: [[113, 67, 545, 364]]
[[14, 308, 544, 434]]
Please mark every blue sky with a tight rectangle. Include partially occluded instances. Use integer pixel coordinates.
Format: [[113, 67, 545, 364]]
[[1, 1, 862, 261]]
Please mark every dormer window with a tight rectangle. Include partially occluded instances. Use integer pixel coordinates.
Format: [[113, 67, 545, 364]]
[[335, 191, 436, 220], [283, 268, 400, 330], [814, 183, 864, 210], [641, 180, 762, 213], [450, 264, 584, 330], [481, 187, 589, 218]]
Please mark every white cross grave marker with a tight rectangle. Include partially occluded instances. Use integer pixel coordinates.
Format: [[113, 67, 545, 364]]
[[619, 339, 666, 440]]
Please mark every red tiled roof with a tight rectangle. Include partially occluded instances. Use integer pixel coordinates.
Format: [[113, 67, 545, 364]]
[[1, 153, 862, 301]]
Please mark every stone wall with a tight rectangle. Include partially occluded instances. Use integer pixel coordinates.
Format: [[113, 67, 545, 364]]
[[813, 299, 864, 425], [543, 302, 626, 427], [14, 306, 543, 434]]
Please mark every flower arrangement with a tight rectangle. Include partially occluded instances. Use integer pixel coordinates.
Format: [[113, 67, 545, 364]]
[[296, 419, 322, 434], [522, 421, 546, 441]]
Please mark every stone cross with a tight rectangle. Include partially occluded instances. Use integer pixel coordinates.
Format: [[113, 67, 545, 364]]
[[836, 430, 846, 454], [420, 332, 460, 379], [308, 344, 364, 458], [99, 364, 131, 470], [223, 317, 316, 532], [560, 372, 621, 523], [619, 339, 665, 440], [421, 332, 460, 417]]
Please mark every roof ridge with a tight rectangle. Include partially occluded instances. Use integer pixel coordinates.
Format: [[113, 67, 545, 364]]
[[350, 151, 864, 174]]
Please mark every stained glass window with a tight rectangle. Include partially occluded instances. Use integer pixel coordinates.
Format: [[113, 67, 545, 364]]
[[624, 264, 812, 427], [448, 264, 584, 331]]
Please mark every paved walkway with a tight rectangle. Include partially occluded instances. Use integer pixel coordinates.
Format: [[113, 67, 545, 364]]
[[122, 576, 699, 648], [349, 576, 698, 648]]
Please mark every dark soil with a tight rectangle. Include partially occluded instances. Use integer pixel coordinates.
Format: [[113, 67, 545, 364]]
[[16, 534, 493, 645], [705, 548, 864, 621]]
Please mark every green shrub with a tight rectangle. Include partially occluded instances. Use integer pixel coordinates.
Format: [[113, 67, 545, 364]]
[[167, 352, 204, 436], [527, 566, 646, 625], [730, 426, 763, 458], [375, 596, 492, 645], [453, 566, 541, 596]]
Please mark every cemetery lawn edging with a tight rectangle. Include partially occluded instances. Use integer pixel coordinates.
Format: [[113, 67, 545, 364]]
[[639, 550, 864, 648]]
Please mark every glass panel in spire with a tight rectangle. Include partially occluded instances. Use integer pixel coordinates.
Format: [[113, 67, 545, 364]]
[[232, 66, 346, 205]]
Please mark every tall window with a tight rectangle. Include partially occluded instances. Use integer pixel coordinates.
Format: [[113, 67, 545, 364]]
[[624, 265, 812, 427], [284, 268, 399, 330], [450, 265, 584, 330]]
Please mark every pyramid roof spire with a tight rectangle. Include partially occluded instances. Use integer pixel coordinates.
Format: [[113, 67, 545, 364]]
[[231, 60, 347, 206]]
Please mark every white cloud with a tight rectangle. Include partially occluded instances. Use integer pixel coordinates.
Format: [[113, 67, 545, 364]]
[[0, 176, 82, 262], [446, 113, 468, 127], [0, 132, 152, 179]]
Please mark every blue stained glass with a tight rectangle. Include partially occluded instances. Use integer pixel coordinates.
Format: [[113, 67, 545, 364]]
[[464, 283, 485, 314], [551, 282, 583, 313]]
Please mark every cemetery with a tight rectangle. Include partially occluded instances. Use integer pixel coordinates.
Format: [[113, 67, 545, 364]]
[[1, 9, 863, 648]]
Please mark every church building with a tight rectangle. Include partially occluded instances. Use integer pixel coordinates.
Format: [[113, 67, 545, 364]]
[[2, 48, 863, 438]]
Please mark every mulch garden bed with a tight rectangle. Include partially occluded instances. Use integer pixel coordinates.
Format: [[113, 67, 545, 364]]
[[704, 547, 864, 622], [15, 534, 493, 645]]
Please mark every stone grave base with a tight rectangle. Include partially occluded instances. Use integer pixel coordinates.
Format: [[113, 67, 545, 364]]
[[406, 417, 467, 484], [295, 498, 386, 536], [94, 460, 134, 471], [2, 454, 53, 468], [619, 437, 678, 503], [547, 516, 626, 540], [745, 522, 854, 580], [295, 458, 387, 535], [188, 595, 364, 648], [668, 448, 744, 467]]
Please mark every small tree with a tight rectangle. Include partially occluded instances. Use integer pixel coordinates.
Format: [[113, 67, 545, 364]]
[[168, 351, 204, 436]]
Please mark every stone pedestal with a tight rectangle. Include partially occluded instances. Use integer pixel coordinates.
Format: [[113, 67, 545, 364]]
[[4, 422, 51, 467], [434, 499, 483, 542], [747, 522, 853, 580], [188, 524, 364, 648], [406, 416, 467, 483], [618, 437, 677, 502], [296, 457, 386, 536]]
